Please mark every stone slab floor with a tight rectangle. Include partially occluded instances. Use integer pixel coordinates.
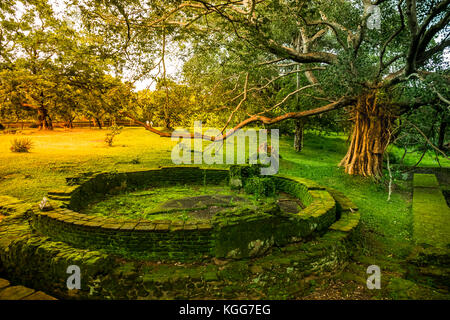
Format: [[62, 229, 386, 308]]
[[0, 278, 56, 300], [413, 174, 450, 248]]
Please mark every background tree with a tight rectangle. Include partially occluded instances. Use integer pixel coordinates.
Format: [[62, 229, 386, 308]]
[[74, 0, 449, 177], [0, 0, 137, 129]]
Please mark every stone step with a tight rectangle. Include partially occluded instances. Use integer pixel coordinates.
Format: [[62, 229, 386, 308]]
[[326, 187, 360, 233], [47, 194, 71, 201], [47, 186, 77, 196], [0, 195, 24, 207], [23, 291, 58, 300], [413, 173, 440, 188], [326, 187, 358, 212], [413, 173, 450, 248], [0, 278, 56, 300], [329, 210, 360, 232], [0, 278, 9, 289]]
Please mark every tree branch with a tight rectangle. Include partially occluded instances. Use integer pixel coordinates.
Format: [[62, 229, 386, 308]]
[[403, 118, 449, 158], [121, 96, 356, 141]]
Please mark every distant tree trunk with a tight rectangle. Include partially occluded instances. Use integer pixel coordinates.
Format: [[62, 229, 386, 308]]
[[37, 106, 53, 130], [293, 119, 305, 152], [293, 33, 304, 153], [438, 119, 447, 150], [339, 91, 393, 177], [66, 118, 73, 129], [94, 117, 102, 129], [164, 116, 173, 130]]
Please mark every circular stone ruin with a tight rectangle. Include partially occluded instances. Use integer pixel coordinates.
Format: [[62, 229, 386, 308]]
[[29, 166, 360, 262]]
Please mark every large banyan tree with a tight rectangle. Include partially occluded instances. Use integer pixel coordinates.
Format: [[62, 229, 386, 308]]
[[76, 0, 449, 177]]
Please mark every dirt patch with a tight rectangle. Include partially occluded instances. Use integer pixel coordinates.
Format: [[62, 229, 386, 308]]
[[161, 195, 247, 210], [188, 206, 231, 220], [159, 195, 249, 220], [300, 278, 374, 300]]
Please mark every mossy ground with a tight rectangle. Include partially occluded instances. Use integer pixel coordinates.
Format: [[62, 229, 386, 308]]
[[412, 185, 450, 248], [79, 182, 303, 222], [0, 128, 449, 299], [79, 185, 253, 222]]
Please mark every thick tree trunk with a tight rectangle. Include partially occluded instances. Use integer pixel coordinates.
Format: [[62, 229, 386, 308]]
[[339, 92, 392, 177], [294, 119, 305, 152]]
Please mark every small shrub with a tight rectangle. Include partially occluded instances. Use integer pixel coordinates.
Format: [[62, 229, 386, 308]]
[[105, 125, 123, 147], [230, 164, 265, 180], [10, 138, 34, 153]]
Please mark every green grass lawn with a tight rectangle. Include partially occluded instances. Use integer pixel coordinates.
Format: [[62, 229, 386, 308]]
[[277, 132, 449, 299], [279, 134, 414, 255], [0, 128, 177, 201], [0, 127, 448, 299]]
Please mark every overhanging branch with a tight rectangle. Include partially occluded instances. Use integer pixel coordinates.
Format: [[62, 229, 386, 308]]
[[120, 96, 355, 141]]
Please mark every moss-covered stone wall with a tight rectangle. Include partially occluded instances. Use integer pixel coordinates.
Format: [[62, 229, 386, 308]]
[[0, 191, 359, 300], [30, 208, 214, 261], [0, 210, 355, 300], [0, 181, 359, 299], [30, 167, 338, 261]]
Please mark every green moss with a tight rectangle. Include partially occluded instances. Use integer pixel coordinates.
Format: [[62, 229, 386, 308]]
[[243, 177, 276, 198], [217, 261, 250, 281], [413, 179, 450, 248], [0, 195, 359, 300], [413, 174, 440, 188], [28, 167, 346, 262], [80, 185, 247, 221], [386, 277, 423, 299]]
